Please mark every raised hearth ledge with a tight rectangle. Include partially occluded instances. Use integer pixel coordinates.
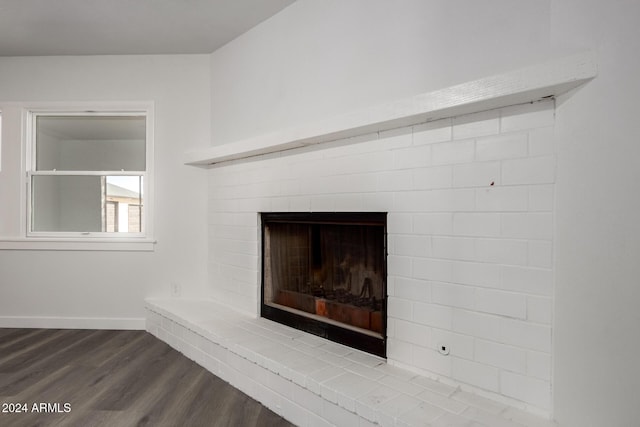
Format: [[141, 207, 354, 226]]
[[185, 50, 596, 166], [146, 297, 556, 426]]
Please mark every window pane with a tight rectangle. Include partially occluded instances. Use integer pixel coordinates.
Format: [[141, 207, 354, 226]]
[[36, 116, 146, 171], [32, 175, 143, 233], [105, 176, 143, 233], [32, 175, 103, 232]]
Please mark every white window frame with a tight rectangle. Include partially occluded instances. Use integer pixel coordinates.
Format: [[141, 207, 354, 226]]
[[17, 102, 155, 251]]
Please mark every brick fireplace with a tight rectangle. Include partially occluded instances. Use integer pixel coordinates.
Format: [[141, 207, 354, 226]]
[[204, 98, 555, 413], [167, 52, 596, 421]]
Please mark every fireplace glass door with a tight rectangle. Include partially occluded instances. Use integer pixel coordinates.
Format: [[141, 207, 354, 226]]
[[261, 213, 386, 357]]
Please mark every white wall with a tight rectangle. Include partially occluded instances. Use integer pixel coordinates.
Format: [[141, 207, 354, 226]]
[[207, 0, 640, 424], [0, 55, 211, 326], [210, 0, 558, 145], [551, 1, 640, 426]]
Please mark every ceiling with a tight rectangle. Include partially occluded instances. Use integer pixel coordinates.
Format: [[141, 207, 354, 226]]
[[0, 0, 295, 56]]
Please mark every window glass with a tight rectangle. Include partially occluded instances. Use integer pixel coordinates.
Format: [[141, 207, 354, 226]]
[[32, 175, 103, 232], [36, 116, 145, 171], [105, 176, 144, 233], [31, 175, 143, 233]]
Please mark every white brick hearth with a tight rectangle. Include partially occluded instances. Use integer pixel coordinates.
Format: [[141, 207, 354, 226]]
[[146, 298, 555, 427]]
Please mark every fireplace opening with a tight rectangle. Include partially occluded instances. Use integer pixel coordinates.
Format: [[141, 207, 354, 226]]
[[261, 212, 387, 357]]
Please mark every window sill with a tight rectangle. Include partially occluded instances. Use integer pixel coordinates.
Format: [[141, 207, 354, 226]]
[[0, 237, 156, 251]]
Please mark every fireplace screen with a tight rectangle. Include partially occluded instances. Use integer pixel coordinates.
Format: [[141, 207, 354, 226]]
[[261, 212, 386, 357]]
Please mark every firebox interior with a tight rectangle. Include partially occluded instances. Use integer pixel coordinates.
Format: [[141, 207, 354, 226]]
[[261, 212, 387, 357]]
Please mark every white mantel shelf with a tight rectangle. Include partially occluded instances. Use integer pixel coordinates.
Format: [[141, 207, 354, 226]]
[[186, 51, 596, 167]]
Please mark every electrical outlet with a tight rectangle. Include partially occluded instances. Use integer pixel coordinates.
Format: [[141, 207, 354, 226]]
[[438, 343, 450, 356], [171, 282, 181, 297]]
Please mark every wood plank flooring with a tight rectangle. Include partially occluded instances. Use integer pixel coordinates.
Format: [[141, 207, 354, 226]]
[[0, 329, 295, 427]]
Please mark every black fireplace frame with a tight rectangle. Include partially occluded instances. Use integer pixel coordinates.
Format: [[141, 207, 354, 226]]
[[260, 212, 387, 358]]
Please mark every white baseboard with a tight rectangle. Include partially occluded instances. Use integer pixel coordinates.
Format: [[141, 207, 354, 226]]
[[0, 316, 145, 330]]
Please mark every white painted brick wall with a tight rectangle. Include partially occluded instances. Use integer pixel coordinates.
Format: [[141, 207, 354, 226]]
[[474, 339, 527, 374], [206, 99, 556, 413], [451, 261, 500, 288], [431, 282, 475, 310], [413, 302, 453, 331], [476, 132, 528, 161], [432, 237, 475, 261], [391, 277, 431, 303], [453, 162, 500, 188], [452, 309, 502, 343], [453, 213, 502, 237]]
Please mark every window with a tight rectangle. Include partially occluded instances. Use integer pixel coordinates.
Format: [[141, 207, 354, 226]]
[[26, 109, 152, 239], [0, 111, 2, 170]]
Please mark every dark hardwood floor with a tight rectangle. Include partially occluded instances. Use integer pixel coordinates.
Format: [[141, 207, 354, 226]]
[[0, 329, 295, 427]]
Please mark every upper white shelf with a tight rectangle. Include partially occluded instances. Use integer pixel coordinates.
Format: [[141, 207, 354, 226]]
[[185, 51, 597, 167]]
